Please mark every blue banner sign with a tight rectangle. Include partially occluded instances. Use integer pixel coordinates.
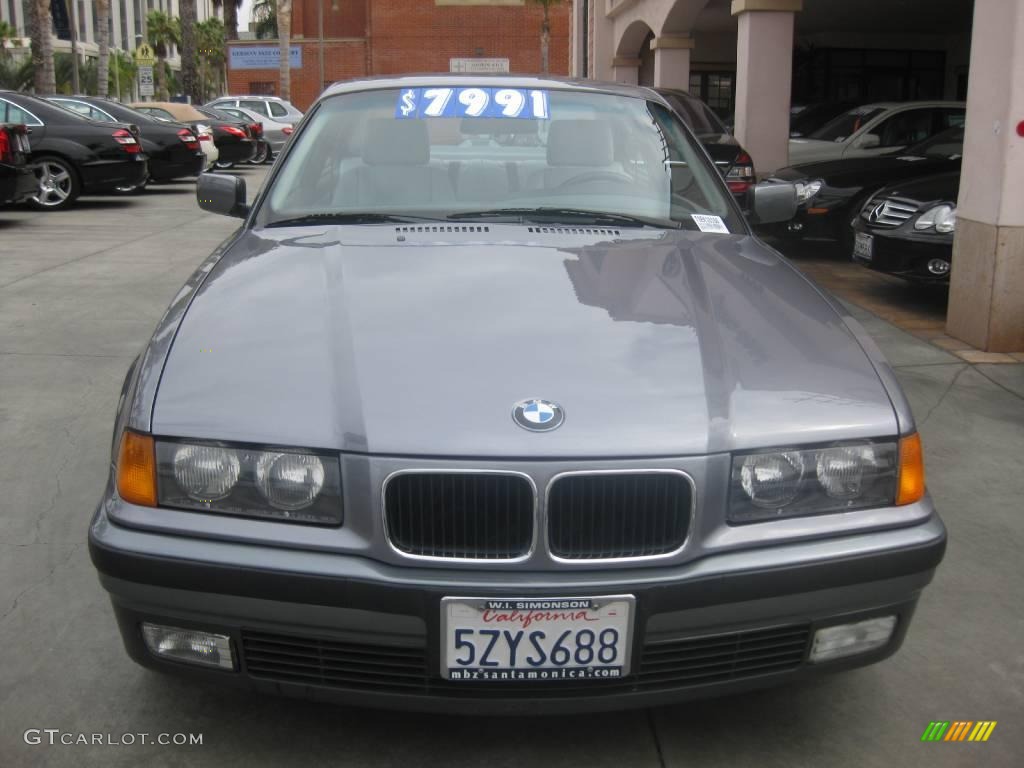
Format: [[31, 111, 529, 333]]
[[229, 46, 302, 70], [395, 88, 550, 120]]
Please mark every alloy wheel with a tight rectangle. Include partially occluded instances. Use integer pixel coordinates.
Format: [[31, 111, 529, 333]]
[[32, 160, 73, 208]]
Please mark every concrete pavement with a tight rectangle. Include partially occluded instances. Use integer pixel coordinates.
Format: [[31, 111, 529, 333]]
[[0, 173, 1021, 767]]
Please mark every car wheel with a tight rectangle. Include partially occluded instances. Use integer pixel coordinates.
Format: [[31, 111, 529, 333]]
[[249, 144, 269, 165], [214, 159, 235, 170], [28, 156, 81, 211]]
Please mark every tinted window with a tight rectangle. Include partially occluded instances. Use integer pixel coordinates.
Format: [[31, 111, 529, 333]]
[[264, 87, 742, 232], [240, 100, 270, 116], [269, 101, 289, 118], [875, 109, 934, 148], [664, 94, 725, 136], [810, 106, 886, 142], [906, 127, 964, 159], [0, 99, 44, 126]]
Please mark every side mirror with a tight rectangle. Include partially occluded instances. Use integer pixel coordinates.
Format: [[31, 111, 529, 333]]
[[856, 133, 881, 150], [197, 172, 248, 218], [750, 181, 798, 225]]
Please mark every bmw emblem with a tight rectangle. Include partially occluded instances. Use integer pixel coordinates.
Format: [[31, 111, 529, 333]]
[[512, 399, 564, 432]]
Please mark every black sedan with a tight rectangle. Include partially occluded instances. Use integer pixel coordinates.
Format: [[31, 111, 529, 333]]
[[768, 127, 963, 245], [0, 122, 36, 206], [653, 88, 756, 200], [48, 96, 204, 188], [0, 90, 147, 210], [851, 171, 959, 283], [129, 101, 256, 169], [194, 106, 268, 167]]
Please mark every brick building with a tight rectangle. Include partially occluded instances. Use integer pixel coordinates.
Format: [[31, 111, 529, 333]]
[[226, 0, 572, 111]]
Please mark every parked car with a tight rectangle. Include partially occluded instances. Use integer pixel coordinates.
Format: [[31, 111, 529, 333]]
[[654, 87, 756, 200], [0, 122, 36, 206], [194, 105, 269, 166], [851, 170, 959, 283], [129, 101, 255, 169], [90, 76, 944, 714], [788, 101, 965, 165], [768, 127, 963, 244], [211, 104, 293, 161], [205, 95, 303, 123], [48, 96, 204, 190], [789, 101, 863, 138], [0, 90, 147, 210]]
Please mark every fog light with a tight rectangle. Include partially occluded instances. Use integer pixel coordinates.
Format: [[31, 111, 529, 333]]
[[927, 259, 950, 276], [809, 616, 896, 663], [141, 623, 235, 670]]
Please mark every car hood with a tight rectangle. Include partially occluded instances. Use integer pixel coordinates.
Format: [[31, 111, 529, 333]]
[[876, 171, 961, 204], [151, 226, 897, 457]]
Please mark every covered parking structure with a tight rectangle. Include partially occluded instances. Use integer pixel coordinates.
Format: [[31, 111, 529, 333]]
[[572, 0, 1022, 353]]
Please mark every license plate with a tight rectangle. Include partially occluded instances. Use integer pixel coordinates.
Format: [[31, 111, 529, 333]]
[[442, 596, 634, 682], [853, 232, 873, 261]]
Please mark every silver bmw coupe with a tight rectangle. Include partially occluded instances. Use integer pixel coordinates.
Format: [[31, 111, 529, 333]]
[[89, 76, 945, 713]]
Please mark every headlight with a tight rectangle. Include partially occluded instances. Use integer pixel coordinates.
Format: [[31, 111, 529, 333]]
[[794, 180, 823, 205], [914, 204, 957, 233], [729, 440, 898, 524], [155, 441, 342, 524]]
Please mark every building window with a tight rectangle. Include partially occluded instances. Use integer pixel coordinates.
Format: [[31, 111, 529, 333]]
[[249, 81, 276, 95], [689, 72, 736, 120]]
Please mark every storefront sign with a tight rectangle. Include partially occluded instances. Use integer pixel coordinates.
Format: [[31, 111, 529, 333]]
[[449, 58, 510, 74], [229, 46, 303, 70]]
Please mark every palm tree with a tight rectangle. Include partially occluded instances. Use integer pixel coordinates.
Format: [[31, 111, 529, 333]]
[[180, 0, 200, 103], [196, 18, 225, 100], [29, 0, 56, 95], [0, 20, 17, 58], [96, 0, 110, 97], [214, 0, 244, 42], [0, 57, 34, 90], [146, 10, 180, 100], [252, 0, 278, 40], [277, 0, 292, 101], [529, 0, 562, 74]]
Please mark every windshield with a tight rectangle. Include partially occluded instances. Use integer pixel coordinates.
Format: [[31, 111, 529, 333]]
[[904, 127, 964, 159], [261, 87, 743, 232], [809, 106, 886, 142]]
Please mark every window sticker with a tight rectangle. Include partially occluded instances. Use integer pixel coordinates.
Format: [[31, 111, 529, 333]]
[[691, 214, 730, 233], [395, 88, 550, 120]]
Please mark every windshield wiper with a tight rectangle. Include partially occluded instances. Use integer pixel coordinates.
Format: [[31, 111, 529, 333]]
[[450, 207, 681, 229], [266, 212, 444, 227]]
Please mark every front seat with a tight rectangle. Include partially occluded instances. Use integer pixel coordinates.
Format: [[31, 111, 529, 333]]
[[535, 119, 624, 190], [335, 119, 454, 207]]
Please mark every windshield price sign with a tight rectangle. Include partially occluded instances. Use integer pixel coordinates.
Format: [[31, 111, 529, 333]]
[[396, 87, 550, 120]]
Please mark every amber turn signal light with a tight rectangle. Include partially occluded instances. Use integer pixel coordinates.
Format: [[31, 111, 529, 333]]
[[896, 432, 925, 505], [117, 430, 157, 507]]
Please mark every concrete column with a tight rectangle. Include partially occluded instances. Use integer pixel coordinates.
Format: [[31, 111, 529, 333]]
[[946, 0, 1024, 352], [731, 0, 801, 174], [651, 35, 694, 91], [612, 56, 641, 86]]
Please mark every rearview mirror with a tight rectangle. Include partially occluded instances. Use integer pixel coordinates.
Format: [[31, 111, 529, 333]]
[[197, 172, 248, 218], [750, 182, 798, 225], [856, 133, 881, 149]]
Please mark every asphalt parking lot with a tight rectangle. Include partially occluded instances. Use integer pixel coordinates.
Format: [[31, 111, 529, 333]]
[[1, 170, 1022, 767]]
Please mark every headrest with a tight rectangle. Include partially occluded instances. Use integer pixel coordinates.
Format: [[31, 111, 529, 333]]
[[362, 119, 430, 165], [546, 120, 614, 167]]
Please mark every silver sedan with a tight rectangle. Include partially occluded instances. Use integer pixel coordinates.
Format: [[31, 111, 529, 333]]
[[89, 75, 945, 714]]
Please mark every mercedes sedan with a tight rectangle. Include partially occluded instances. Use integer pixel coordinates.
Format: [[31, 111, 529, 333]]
[[90, 76, 945, 714]]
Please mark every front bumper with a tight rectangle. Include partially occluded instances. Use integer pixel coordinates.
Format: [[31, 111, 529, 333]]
[[90, 506, 946, 714], [851, 220, 953, 283]]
